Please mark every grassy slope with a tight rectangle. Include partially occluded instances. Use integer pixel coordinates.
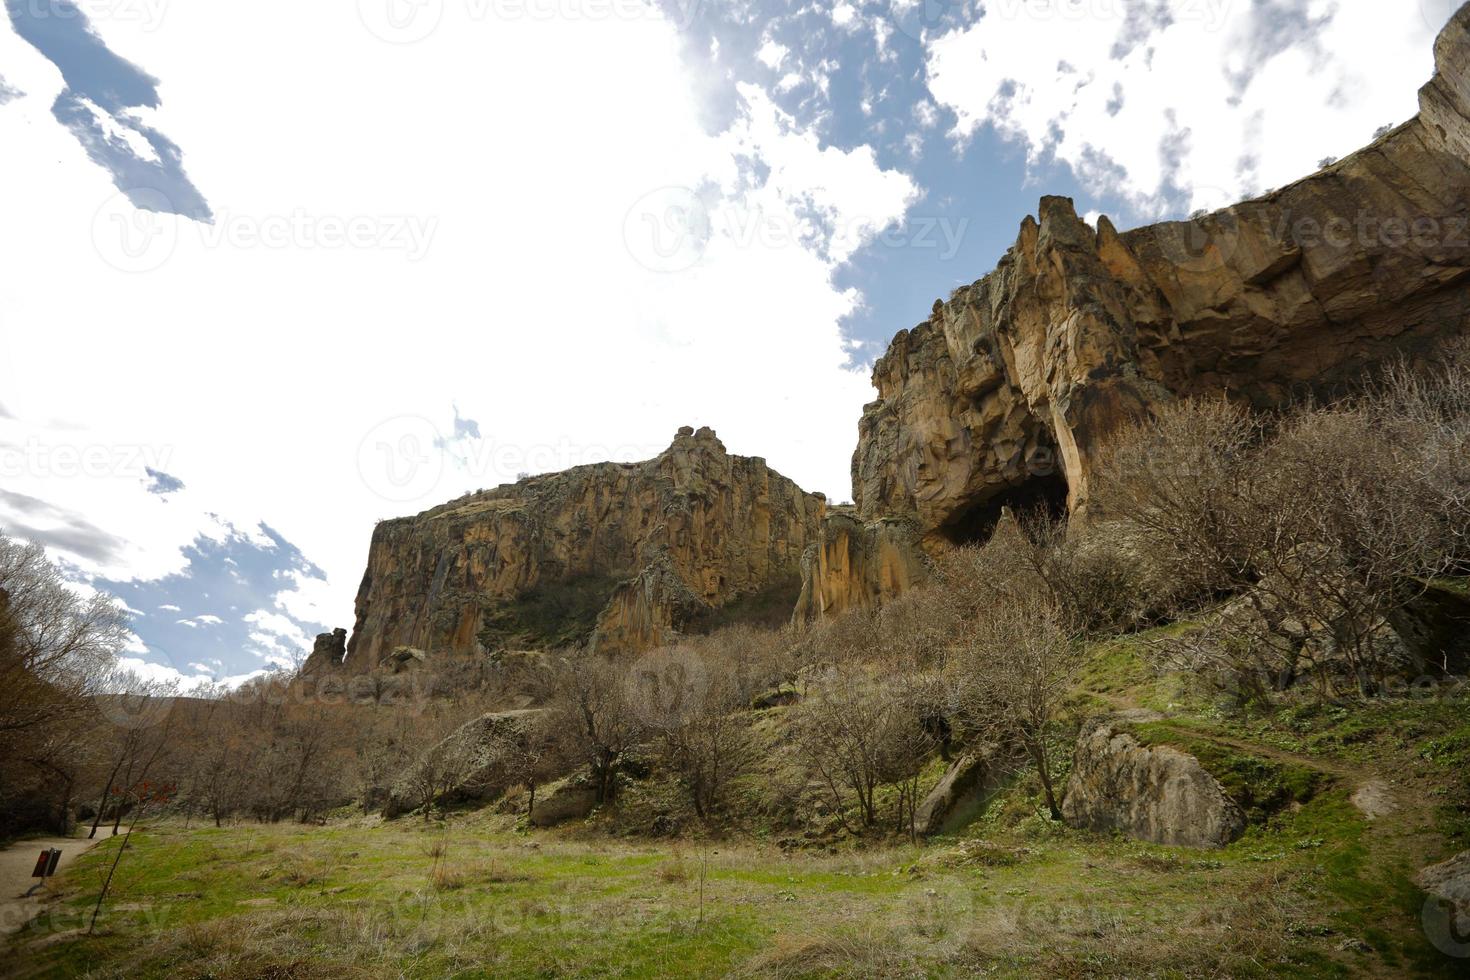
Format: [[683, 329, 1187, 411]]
[[7, 631, 1469, 978]]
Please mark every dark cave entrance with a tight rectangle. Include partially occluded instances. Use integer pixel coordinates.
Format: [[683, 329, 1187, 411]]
[[937, 472, 1070, 547]]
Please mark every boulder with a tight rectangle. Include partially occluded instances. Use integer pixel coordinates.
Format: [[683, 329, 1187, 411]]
[[1419, 851, 1470, 938], [380, 645, 426, 673], [386, 709, 545, 816], [914, 746, 1009, 837], [527, 776, 598, 828], [1062, 722, 1246, 848]]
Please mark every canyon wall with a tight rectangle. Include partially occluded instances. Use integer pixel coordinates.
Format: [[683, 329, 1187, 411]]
[[345, 426, 824, 668], [801, 6, 1470, 619]]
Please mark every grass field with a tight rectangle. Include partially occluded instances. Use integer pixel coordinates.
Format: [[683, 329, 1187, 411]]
[[7, 755, 1465, 978], [7, 636, 1468, 978]]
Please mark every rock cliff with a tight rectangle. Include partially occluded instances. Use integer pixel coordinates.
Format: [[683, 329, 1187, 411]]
[[345, 426, 824, 668], [804, 6, 1470, 617]]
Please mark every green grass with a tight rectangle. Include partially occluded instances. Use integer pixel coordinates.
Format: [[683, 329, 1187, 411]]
[[1128, 721, 1326, 821], [10, 621, 1468, 977], [10, 762, 1465, 980]]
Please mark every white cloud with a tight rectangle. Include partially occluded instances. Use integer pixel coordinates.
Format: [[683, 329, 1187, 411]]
[[757, 37, 788, 70], [926, 1, 1438, 215], [158, 604, 181, 612], [0, 3, 916, 657]]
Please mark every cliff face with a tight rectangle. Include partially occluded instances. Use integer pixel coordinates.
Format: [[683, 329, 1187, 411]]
[[803, 6, 1470, 618], [791, 511, 925, 622], [345, 426, 824, 668]]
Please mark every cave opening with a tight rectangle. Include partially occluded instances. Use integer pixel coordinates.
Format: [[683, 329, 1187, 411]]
[[937, 472, 1070, 547]]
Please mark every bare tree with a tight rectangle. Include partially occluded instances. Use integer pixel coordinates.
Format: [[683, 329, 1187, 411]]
[[640, 645, 757, 823], [1089, 365, 1469, 701], [0, 534, 128, 835], [540, 645, 643, 804], [949, 590, 1079, 820]]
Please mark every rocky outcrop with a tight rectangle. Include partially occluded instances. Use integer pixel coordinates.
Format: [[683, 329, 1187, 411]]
[[792, 511, 926, 623], [300, 628, 346, 675], [527, 775, 599, 827], [1062, 723, 1246, 848], [386, 708, 543, 816], [914, 746, 1010, 837], [809, 7, 1470, 617], [591, 551, 709, 657], [1419, 851, 1470, 939], [348, 426, 824, 667]]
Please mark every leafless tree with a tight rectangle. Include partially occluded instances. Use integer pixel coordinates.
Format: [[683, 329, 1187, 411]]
[[949, 589, 1080, 820], [540, 645, 644, 804], [640, 645, 757, 823]]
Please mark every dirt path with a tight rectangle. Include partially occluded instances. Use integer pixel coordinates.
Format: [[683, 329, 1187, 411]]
[[0, 836, 101, 935], [1095, 692, 1414, 819]]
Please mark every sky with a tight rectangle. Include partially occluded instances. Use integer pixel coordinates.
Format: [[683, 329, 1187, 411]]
[[0, 0, 1453, 687]]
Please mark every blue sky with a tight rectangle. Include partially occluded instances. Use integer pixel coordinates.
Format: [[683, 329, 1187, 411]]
[[0, 0, 1450, 685]]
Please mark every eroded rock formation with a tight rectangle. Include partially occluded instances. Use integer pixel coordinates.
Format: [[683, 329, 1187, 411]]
[[1062, 722, 1246, 848], [805, 7, 1470, 617], [792, 510, 925, 622], [300, 628, 346, 675], [346, 426, 824, 667]]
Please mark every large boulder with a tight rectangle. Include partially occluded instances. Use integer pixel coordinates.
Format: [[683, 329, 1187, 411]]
[[527, 776, 598, 828], [386, 709, 545, 816], [1419, 851, 1470, 936], [914, 746, 1010, 837], [1062, 722, 1246, 848]]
